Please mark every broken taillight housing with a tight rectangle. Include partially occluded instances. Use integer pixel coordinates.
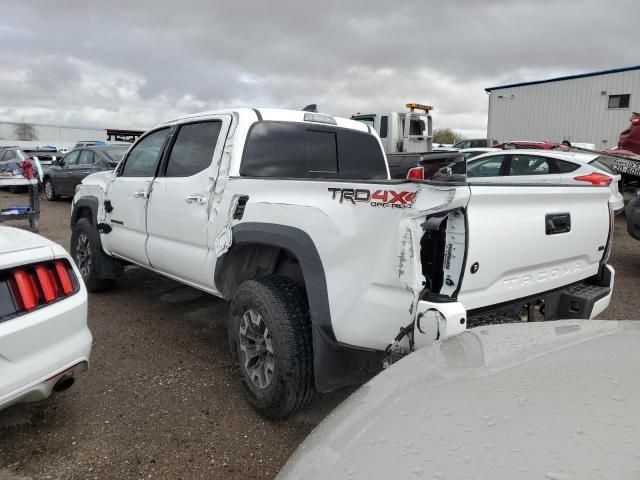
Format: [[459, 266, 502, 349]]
[[6, 260, 78, 316], [407, 166, 425, 180], [573, 172, 612, 186]]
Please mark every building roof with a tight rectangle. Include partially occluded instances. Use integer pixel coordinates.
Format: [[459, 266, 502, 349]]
[[485, 65, 640, 92]]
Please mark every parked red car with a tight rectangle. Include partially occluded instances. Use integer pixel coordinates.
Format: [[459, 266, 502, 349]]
[[618, 112, 640, 154]]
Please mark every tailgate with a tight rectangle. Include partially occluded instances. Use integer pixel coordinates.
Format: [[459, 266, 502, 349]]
[[457, 185, 611, 310]]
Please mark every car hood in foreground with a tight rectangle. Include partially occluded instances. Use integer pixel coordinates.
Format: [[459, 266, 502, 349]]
[[278, 320, 640, 480]]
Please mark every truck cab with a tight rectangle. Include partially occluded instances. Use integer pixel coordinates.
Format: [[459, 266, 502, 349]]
[[352, 103, 433, 154]]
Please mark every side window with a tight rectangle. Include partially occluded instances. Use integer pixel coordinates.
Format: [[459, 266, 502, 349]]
[[121, 128, 170, 177], [354, 117, 375, 130], [307, 130, 338, 174], [77, 150, 95, 165], [557, 159, 580, 173], [467, 155, 505, 178], [165, 121, 222, 177], [0, 151, 5, 162], [3, 150, 16, 161], [62, 151, 79, 166], [509, 155, 554, 176], [379, 116, 388, 138]]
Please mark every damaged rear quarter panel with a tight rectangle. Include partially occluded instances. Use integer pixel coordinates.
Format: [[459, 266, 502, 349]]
[[221, 178, 470, 351]]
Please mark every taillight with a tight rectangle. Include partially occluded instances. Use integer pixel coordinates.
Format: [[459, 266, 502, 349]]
[[54, 261, 74, 295], [407, 166, 425, 180], [631, 117, 640, 126], [8, 260, 77, 314], [573, 172, 612, 186], [12, 269, 38, 310]]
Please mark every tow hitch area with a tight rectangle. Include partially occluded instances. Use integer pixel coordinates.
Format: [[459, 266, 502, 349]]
[[467, 278, 612, 329]]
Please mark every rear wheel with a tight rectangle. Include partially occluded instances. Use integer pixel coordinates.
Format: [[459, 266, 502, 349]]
[[43, 178, 58, 201], [229, 275, 315, 419], [70, 218, 114, 292]]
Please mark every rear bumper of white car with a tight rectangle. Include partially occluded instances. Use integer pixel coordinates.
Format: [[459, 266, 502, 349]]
[[0, 286, 91, 411], [413, 264, 615, 348]]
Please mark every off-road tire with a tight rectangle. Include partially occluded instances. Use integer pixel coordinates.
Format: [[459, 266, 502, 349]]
[[43, 178, 58, 201], [70, 218, 115, 292], [229, 275, 315, 419]]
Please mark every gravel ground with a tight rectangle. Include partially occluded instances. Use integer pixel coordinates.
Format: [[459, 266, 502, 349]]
[[0, 190, 639, 479]]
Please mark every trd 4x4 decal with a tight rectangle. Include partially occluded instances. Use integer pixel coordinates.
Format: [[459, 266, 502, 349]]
[[328, 188, 415, 208]]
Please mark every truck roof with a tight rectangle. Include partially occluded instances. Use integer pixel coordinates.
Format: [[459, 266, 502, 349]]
[[162, 107, 371, 133]]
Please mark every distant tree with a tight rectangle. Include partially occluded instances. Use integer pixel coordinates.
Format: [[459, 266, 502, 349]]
[[14, 123, 37, 141], [433, 128, 462, 145]]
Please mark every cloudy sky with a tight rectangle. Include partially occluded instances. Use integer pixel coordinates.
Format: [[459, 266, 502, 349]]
[[0, 0, 637, 137]]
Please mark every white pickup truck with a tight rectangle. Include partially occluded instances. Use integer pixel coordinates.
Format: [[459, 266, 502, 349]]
[[71, 107, 615, 419]]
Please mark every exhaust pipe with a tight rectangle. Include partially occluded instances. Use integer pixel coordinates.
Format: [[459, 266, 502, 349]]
[[53, 375, 75, 392]]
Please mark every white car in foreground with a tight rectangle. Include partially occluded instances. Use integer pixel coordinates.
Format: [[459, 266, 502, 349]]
[[464, 149, 625, 212], [0, 227, 91, 411], [278, 319, 639, 479]]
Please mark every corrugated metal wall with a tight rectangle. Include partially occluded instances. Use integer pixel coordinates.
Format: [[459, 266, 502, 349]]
[[0, 121, 106, 144], [487, 69, 640, 149]]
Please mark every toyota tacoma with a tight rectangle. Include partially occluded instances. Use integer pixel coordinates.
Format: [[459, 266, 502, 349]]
[[71, 108, 615, 418]]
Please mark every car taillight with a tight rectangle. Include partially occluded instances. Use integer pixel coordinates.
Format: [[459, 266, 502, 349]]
[[573, 172, 612, 186], [407, 166, 425, 180], [8, 260, 77, 314], [632, 117, 640, 126]]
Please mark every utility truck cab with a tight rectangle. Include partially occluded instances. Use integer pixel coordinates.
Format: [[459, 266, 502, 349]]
[[352, 103, 433, 154]]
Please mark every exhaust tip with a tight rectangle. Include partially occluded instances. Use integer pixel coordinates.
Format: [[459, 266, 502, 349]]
[[53, 375, 75, 392]]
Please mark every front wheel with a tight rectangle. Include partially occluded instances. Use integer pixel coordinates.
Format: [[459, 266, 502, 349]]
[[229, 275, 315, 419], [70, 218, 114, 292]]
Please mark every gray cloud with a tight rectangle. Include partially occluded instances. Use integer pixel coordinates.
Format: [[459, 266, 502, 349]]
[[0, 0, 637, 136]]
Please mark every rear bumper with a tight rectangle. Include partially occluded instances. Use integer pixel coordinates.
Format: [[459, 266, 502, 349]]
[[0, 286, 91, 411], [413, 265, 615, 348]]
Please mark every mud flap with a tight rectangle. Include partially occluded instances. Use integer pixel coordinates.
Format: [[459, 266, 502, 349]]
[[312, 325, 383, 392]]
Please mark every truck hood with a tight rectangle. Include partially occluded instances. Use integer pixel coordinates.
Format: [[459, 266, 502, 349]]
[[278, 320, 640, 480]]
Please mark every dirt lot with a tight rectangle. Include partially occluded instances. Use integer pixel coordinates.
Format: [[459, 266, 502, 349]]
[[0, 192, 639, 480]]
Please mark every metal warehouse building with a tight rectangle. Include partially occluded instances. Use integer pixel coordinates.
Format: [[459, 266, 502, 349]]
[[486, 65, 640, 149]]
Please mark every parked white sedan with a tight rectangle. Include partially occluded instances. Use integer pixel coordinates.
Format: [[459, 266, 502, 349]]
[[0, 227, 91, 411], [464, 149, 625, 212]]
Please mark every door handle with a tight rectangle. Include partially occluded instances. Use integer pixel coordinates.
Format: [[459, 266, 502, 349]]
[[133, 191, 147, 198], [546, 213, 571, 235], [185, 194, 207, 205]]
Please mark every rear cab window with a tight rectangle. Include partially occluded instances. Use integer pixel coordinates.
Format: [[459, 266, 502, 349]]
[[240, 121, 387, 180]]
